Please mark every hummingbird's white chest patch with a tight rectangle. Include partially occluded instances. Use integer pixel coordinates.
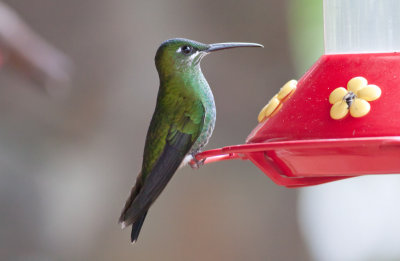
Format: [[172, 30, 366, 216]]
[[180, 154, 194, 168]]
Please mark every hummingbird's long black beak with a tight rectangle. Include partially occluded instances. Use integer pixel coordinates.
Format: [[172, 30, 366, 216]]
[[206, 42, 263, 52]]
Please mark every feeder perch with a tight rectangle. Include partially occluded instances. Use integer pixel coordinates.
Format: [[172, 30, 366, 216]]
[[194, 0, 400, 187]]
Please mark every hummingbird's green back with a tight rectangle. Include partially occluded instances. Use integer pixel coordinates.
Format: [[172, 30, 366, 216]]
[[141, 39, 211, 179]]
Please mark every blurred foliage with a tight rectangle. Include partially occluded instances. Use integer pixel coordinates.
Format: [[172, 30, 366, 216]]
[[288, 0, 324, 76]]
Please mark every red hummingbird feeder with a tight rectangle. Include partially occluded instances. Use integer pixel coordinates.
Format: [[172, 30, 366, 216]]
[[194, 0, 400, 187]]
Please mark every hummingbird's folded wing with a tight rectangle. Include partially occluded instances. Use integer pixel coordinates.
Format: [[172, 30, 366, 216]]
[[119, 101, 205, 227]]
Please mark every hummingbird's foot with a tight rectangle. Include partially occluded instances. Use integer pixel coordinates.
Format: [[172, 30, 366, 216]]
[[189, 154, 205, 169]]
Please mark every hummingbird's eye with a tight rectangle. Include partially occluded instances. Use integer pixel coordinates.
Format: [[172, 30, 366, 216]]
[[181, 45, 193, 55]]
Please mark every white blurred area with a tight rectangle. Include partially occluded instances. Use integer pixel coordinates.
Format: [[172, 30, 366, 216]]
[[0, 0, 311, 260], [299, 175, 400, 261]]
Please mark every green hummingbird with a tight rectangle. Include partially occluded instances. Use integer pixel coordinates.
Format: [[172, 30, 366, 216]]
[[119, 38, 263, 243]]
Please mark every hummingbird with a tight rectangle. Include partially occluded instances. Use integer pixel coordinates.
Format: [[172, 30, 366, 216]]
[[119, 38, 263, 243]]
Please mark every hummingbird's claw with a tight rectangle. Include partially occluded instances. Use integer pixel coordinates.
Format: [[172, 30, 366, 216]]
[[189, 154, 205, 169]]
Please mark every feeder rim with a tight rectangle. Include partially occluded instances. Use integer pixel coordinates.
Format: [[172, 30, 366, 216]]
[[194, 136, 400, 164]]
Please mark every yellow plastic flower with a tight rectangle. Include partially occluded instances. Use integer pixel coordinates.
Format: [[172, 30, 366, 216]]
[[329, 77, 381, 120], [258, 80, 297, 122]]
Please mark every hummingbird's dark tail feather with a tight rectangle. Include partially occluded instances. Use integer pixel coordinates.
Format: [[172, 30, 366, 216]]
[[119, 131, 193, 243], [119, 172, 143, 227], [131, 211, 148, 243], [120, 172, 148, 243]]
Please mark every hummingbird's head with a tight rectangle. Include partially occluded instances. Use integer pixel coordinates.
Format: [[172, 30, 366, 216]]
[[155, 38, 263, 78]]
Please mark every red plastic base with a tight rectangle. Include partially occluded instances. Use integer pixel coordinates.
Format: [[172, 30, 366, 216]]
[[247, 53, 400, 143], [195, 53, 400, 187], [194, 137, 400, 187]]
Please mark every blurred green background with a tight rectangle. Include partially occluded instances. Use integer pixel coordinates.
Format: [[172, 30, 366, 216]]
[[0, 0, 323, 260]]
